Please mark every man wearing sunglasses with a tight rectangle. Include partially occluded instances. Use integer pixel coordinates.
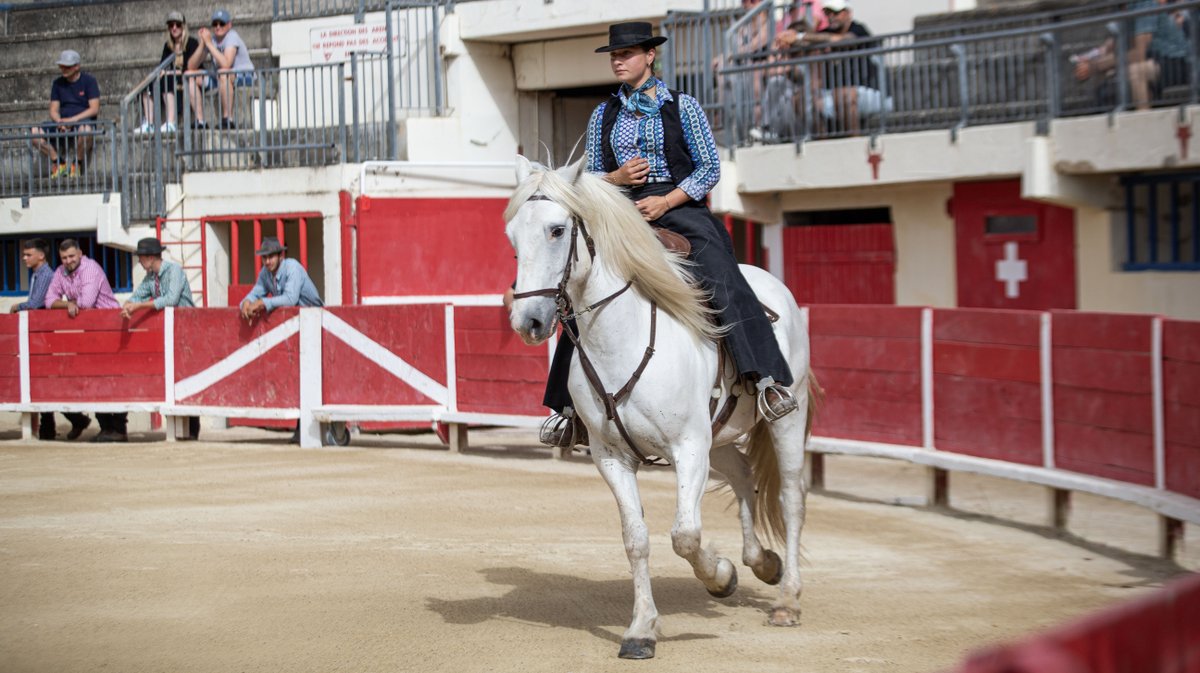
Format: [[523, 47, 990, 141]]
[[192, 9, 255, 129], [29, 50, 100, 178]]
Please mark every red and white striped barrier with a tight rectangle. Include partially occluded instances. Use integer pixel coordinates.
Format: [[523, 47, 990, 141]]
[[0, 304, 1195, 554]]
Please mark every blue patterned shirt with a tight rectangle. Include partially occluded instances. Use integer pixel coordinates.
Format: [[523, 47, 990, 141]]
[[16, 263, 54, 311], [129, 260, 195, 310], [585, 78, 721, 202], [243, 258, 323, 312]]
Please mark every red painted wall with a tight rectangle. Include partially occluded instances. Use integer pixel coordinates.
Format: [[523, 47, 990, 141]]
[[454, 305, 549, 416], [1164, 319, 1200, 499], [0, 314, 19, 403], [29, 311, 164, 402], [322, 305, 447, 406], [354, 197, 513, 298], [808, 305, 923, 445], [174, 308, 299, 410], [1052, 311, 1154, 486], [933, 308, 1043, 465]]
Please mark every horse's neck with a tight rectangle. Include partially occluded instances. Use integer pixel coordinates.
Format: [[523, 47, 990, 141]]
[[570, 257, 652, 354]]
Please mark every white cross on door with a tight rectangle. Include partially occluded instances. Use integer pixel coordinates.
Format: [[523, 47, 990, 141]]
[[995, 241, 1028, 299]]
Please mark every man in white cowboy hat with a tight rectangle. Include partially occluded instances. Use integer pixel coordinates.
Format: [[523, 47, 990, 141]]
[[239, 236, 322, 320], [30, 49, 101, 178]]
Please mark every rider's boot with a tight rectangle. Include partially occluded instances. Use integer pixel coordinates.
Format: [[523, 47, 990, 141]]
[[539, 406, 590, 448], [756, 376, 798, 422]]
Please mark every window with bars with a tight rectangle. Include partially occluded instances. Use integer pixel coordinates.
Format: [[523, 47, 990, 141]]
[[0, 234, 134, 297], [1121, 173, 1200, 271]]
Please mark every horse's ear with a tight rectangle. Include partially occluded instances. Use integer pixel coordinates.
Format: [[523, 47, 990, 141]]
[[564, 158, 586, 185], [515, 155, 535, 183]]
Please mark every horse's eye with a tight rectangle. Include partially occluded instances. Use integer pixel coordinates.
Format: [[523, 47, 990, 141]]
[[550, 226, 566, 239]]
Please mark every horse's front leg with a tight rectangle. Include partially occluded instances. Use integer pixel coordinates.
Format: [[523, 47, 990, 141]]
[[591, 444, 659, 659], [672, 444, 739, 598]]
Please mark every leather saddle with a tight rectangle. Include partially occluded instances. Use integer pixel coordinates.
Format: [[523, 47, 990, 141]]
[[653, 227, 691, 257]]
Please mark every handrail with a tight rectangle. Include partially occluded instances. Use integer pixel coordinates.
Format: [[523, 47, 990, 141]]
[[716, 0, 1200, 145]]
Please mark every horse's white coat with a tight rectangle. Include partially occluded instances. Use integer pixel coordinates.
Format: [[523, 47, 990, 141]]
[[505, 157, 814, 657]]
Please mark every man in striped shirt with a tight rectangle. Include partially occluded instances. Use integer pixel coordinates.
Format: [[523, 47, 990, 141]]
[[122, 237, 199, 440], [10, 238, 91, 441], [45, 238, 125, 442]]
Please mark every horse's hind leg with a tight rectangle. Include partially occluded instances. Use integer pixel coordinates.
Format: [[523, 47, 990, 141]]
[[672, 442, 739, 599], [710, 442, 783, 585], [763, 386, 811, 627], [590, 444, 660, 659]]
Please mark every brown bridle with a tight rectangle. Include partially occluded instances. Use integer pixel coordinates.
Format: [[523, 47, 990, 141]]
[[510, 194, 664, 466]]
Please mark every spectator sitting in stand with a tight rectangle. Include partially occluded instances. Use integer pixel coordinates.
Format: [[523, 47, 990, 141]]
[[121, 237, 199, 440], [9, 239, 91, 441], [1073, 0, 1191, 111], [191, 9, 256, 130], [29, 50, 100, 178], [136, 11, 204, 135], [44, 239, 124, 442]]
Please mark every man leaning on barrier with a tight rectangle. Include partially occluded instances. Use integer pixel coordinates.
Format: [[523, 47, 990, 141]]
[[10, 238, 91, 441], [30, 50, 101, 179], [122, 237, 200, 440], [44, 238, 125, 443]]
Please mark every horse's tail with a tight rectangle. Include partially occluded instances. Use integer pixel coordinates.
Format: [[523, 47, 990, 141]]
[[749, 367, 821, 547]]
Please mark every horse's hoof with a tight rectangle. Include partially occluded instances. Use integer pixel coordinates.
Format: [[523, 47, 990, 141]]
[[618, 638, 656, 659], [753, 549, 783, 586], [768, 606, 800, 627], [707, 564, 738, 598]]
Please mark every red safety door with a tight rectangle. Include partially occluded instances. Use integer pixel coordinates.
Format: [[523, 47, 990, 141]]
[[783, 223, 896, 304], [952, 180, 1076, 310]]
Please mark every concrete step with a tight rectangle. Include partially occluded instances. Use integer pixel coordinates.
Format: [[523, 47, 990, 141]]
[[3, 0, 275, 39], [0, 51, 275, 127], [0, 19, 274, 71]]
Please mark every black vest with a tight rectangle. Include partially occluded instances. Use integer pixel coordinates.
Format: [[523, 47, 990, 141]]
[[600, 89, 695, 185]]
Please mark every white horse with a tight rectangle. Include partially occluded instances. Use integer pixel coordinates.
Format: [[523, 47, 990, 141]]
[[505, 157, 816, 659]]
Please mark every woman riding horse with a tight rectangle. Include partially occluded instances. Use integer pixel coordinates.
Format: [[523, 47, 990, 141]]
[[542, 21, 798, 447]]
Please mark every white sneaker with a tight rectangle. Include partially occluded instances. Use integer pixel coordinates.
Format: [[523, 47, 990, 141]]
[[134, 122, 153, 135], [160, 122, 177, 133]]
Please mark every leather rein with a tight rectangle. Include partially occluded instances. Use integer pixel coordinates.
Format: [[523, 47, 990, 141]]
[[511, 194, 665, 465]]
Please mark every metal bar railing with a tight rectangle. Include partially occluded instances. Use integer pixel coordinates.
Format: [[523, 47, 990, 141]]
[[717, 0, 1200, 147], [0, 120, 118, 205]]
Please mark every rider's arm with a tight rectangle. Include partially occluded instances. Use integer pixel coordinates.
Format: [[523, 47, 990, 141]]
[[584, 103, 608, 177], [675, 93, 721, 203]]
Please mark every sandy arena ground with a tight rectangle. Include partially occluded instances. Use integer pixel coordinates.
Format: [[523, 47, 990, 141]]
[[0, 424, 1195, 673]]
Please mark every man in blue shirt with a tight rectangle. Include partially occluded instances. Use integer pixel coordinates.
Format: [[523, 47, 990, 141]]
[[30, 50, 101, 178], [9, 238, 91, 441], [239, 237, 323, 319]]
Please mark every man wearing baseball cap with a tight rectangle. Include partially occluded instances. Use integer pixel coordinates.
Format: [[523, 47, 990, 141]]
[[30, 49, 101, 178]]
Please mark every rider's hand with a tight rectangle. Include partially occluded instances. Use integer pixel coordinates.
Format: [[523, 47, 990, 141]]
[[635, 195, 672, 222], [608, 156, 650, 186]]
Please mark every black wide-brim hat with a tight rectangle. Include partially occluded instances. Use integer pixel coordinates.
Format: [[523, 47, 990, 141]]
[[595, 21, 667, 53], [135, 237, 165, 256]]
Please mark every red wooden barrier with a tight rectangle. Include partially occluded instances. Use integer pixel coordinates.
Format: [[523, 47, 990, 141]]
[[322, 304, 446, 406], [1164, 319, 1200, 500], [454, 305, 548, 416], [0, 314, 19, 403], [933, 308, 1043, 465], [783, 224, 896, 304], [1051, 312, 1155, 486], [808, 305, 923, 445], [28, 310, 164, 402], [951, 572, 1200, 673], [173, 308, 299, 410]]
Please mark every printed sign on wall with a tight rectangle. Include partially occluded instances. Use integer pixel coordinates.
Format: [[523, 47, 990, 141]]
[[310, 22, 401, 63]]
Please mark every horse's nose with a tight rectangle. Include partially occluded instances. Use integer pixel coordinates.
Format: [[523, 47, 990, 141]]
[[526, 317, 544, 337]]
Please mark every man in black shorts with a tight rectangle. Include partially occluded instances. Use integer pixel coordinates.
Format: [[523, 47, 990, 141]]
[[30, 49, 101, 178]]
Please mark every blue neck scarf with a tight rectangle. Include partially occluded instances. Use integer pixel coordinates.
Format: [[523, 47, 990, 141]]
[[622, 78, 660, 117]]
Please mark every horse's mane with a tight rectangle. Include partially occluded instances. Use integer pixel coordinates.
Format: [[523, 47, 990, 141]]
[[505, 165, 720, 343]]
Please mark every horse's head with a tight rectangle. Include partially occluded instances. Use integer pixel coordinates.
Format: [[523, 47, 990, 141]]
[[504, 156, 589, 345]]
